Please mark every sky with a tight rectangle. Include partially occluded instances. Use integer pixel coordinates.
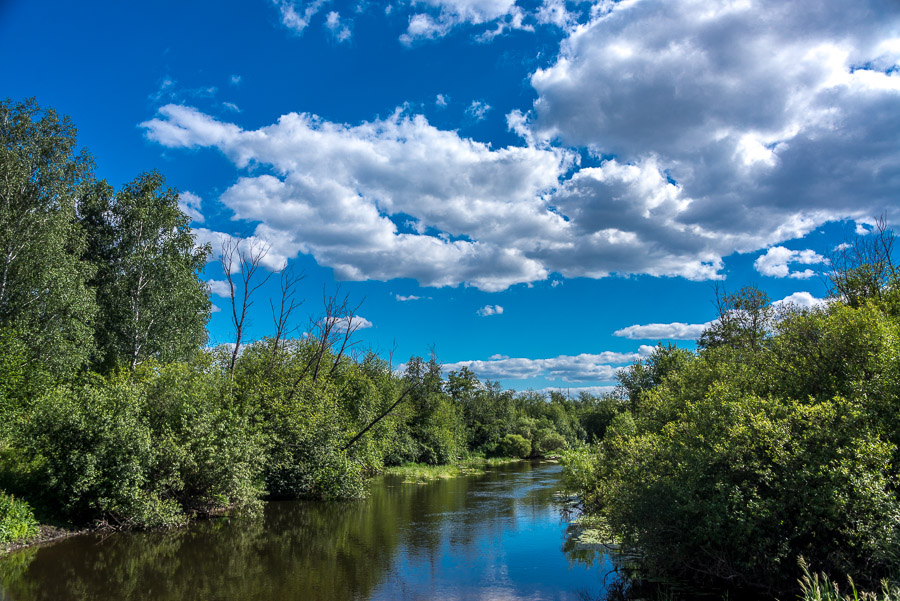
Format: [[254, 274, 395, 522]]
[[2, 0, 898, 394]]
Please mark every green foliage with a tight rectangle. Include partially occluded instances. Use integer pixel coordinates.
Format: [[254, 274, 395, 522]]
[[497, 434, 531, 459], [81, 172, 210, 370], [0, 491, 38, 544], [698, 285, 773, 354], [17, 365, 263, 528], [0, 98, 599, 537], [532, 428, 567, 456], [564, 270, 900, 596], [0, 98, 98, 377]]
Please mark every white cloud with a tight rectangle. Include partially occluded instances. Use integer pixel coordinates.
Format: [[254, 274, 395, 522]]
[[444, 346, 654, 383], [178, 191, 204, 223], [772, 291, 829, 311], [476, 304, 503, 316], [466, 100, 492, 121], [534, 385, 618, 397], [143, 105, 571, 291], [614, 321, 712, 341], [229, 75, 242, 86], [535, 0, 575, 29], [144, 0, 900, 294], [274, 0, 328, 33], [206, 279, 233, 297], [436, 94, 449, 107], [396, 294, 422, 301], [332, 315, 373, 333], [399, 0, 531, 44], [210, 304, 222, 314], [325, 10, 352, 41], [754, 246, 827, 279], [192, 228, 292, 272], [526, 0, 900, 263]]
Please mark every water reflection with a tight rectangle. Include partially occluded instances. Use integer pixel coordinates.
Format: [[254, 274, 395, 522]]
[[0, 462, 616, 601]]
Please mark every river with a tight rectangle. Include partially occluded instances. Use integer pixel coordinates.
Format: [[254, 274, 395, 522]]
[[0, 461, 617, 601]]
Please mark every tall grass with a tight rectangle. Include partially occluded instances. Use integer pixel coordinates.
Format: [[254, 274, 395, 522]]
[[383, 457, 522, 483], [798, 558, 899, 601], [0, 491, 39, 545]]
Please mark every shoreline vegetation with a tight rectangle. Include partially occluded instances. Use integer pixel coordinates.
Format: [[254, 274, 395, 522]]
[[0, 457, 528, 555], [559, 219, 900, 599], [382, 456, 524, 483], [3, 97, 900, 599], [0, 97, 584, 556]]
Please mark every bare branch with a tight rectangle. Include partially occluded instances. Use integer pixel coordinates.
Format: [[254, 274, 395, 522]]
[[222, 236, 273, 374]]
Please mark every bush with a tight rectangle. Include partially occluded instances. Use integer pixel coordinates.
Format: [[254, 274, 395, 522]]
[[497, 434, 531, 459], [258, 378, 365, 500], [584, 387, 900, 591], [0, 491, 38, 544], [533, 428, 567, 456], [18, 364, 264, 528]]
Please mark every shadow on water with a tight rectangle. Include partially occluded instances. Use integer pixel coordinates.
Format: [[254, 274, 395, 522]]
[[0, 461, 620, 601]]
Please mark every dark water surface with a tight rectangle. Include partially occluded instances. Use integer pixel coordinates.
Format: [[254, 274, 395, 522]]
[[0, 461, 615, 601]]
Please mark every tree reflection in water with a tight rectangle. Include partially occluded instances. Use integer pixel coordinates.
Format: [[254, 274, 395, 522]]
[[0, 462, 616, 601]]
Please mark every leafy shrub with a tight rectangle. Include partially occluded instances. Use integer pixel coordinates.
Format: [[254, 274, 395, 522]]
[[0, 491, 38, 543], [497, 434, 531, 459], [259, 378, 365, 500], [19, 364, 264, 528], [533, 428, 567, 456]]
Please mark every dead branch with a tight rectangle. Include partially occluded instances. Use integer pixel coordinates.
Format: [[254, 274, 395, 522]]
[[222, 236, 272, 375]]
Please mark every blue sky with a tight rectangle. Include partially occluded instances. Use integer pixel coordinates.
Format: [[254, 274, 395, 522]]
[[2, 0, 898, 393]]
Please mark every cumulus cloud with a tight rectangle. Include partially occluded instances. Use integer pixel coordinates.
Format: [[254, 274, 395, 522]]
[[535, 385, 618, 397], [142, 105, 742, 288], [332, 315, 374, 333], [476, 304, 503, 316], [754, 246, 827, 279], [178, 191, 204, 223], [143, 2, 900, 292], [614, 321, 712, 341], [325, 10, 352, 41], [527, 0, 900, 261], [466, 100, 492, 121], [206, 279, 233, 297], [274, 0, 328, 33], [396, 294, 422, 301], [399, 0, 530, 44], [210, 304, 222, 313], [192, 228, 292, 272], [535, 0, 576, 29], [772, 291, 829, 311], [444, 346, 653, 383], [143, 105, 571, 291]]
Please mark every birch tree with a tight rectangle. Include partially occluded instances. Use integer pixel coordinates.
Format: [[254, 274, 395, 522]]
[[0, 98, 97, 376]]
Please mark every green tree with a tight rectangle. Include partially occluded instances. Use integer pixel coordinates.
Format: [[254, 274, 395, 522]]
[[81, 171, 210, 370], [698, 285, 773, 353], [0, 98, 97, 376]]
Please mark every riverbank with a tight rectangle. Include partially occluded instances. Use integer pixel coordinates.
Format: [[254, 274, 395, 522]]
[[0, 461, 601, 601], [1, 523, 94, 556], [382, 456, 524, 483], [0, 457, 536, 556]]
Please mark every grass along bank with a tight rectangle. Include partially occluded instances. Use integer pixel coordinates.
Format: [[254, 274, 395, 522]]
[[383, 457, 523, 483]]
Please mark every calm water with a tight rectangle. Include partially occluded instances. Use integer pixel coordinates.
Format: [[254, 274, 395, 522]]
[[0, 461, 616, 601]]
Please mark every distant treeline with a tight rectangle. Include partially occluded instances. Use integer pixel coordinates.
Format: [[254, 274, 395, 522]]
[[0, 99, 609, 538], [562, 221, 900, 598]]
